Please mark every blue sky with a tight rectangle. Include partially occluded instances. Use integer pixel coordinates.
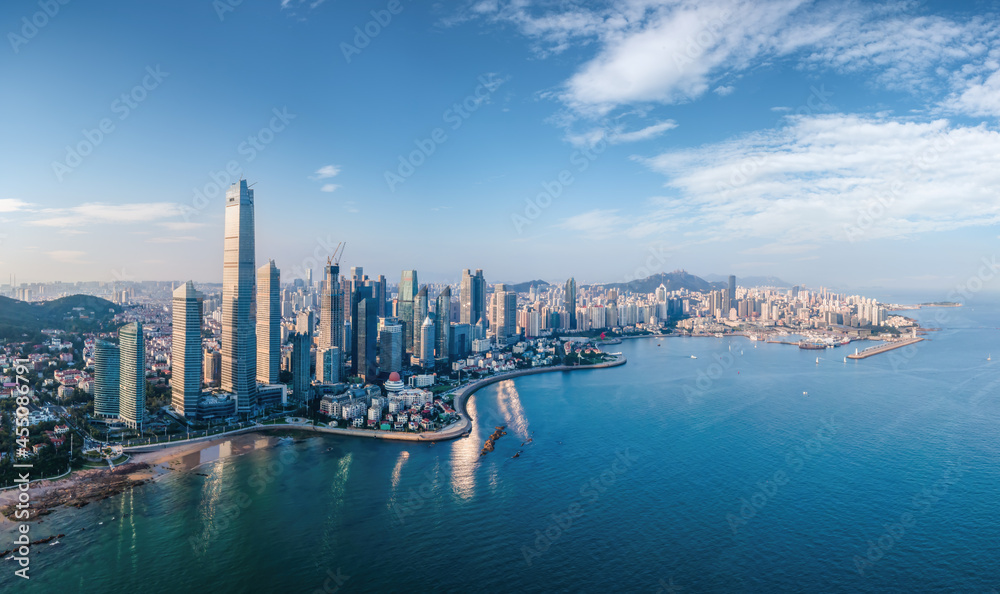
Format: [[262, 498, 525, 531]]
[[2, 0, 999, 294]]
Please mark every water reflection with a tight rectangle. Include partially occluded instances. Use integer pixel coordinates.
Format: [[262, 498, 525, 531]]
[[449, 397, 480, 500]]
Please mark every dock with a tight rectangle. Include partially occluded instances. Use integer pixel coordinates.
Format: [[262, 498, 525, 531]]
[[847, 337, 924, 359]]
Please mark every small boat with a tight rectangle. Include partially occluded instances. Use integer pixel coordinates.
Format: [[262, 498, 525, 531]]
[[98, 522, 103, 525], [843, 357, 847, 363], [815, 357, 819, 364], [49, 541, 59, 546], [690, 355, 697, 359], [512, 452, 520, 458], [803, 391, 808, 396]]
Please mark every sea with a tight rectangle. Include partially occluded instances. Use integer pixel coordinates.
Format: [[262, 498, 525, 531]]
[[2, 296, 998, 593]]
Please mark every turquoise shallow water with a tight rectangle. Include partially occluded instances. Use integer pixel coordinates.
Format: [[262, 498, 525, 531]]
[[3, 301, 999, 593]]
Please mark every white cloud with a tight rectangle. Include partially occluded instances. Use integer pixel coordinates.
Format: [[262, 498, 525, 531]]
[[321, 184, 340, 193], [634, 114, 1000, 243], [312, 165, 341, 179], [558, 209, 626, 239], [147, 236, 199, 244], [566, 119, 677, 147], [28, 202, 183, 228], [45, 250, 86, 264], [465, 1, 1000, 117], [0, 199, 30, 213], [713, 85, 735, 96]]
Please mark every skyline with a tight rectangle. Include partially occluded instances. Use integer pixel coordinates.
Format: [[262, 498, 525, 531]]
[[3, 0, 1000, 291]]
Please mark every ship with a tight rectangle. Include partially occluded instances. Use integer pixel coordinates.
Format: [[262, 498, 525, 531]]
[[798, 342, 827, 350]]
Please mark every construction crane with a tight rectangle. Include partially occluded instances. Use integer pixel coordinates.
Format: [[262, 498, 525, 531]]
[[327, 242, 345, 267]]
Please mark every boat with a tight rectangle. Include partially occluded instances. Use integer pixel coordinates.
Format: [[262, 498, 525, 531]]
[[690, 355, 697, 359], [49, 541, 59, 546], [803, 391, 808, 396], [512, 452, 521, 459], [843, 357, 847, 363], [815, 357, 820, 364], [799, 342, 826, 350]]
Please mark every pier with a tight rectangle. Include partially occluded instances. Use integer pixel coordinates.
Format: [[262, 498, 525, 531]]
[[846, 337, 924, 359]]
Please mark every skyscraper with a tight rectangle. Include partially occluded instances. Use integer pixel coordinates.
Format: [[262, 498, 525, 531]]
[[460, 269, 486, 326], [221, 179, 258, 414], [351, 286, 378, 383], [413, 285, 428, 356], [435, 286, 451, 361], [418, 315, 435, 368], [257, 261, 281, 385], [728, 275, 736, 304], [565, 277, 577, 330], [375, 274, 387, 317], [319, 258, 344, 353], [493, 284, 517, 346], [398, 270, 418, 355], [119, 322, 145, 430], [171, 281, 203, 419], [378, 317, 402, 375], [290, 331, 312, 402], [94, 340, 120, 418], [317, 346, 341, 384]]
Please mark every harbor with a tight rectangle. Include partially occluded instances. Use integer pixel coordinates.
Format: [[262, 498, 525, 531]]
[[846, 336, 925, 359]]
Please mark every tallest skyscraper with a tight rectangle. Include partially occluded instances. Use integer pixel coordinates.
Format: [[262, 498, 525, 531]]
[[222, 179, 258, 414]]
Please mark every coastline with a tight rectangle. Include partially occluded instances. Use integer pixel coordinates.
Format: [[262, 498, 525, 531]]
[[0, 356, 627, 522]]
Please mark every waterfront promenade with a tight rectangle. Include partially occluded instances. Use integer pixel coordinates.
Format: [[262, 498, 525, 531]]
[[123, 356, 627, 453]]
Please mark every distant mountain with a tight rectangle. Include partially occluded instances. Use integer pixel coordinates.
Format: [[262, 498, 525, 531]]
[[0, 295, 122, 343], [592, 271, 724, 294], [703, 274, 792, 288], [509, 280, 552, 293]]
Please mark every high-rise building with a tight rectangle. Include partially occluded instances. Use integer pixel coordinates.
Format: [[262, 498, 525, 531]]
[[435, 286, 451, 361], [413, 285, 428, 357], [378, 317, 403, 375], [203, 349, 221, 387], [728, 275, 737, 304], [171, 281, 203, 418], [290, 331, 312, 402], [398, 270, 418, 355], [94, 340, 120, 418], [493, 284, 518, 346], [565, 277, 577, 330], [317, 346, 341, 384], [418, 315, 435, 368], [375, 274, 387, 317], [352, 286, 378, 382], [256, 261, 280, 385], [460, 269, 486, 326], [221, 179, 258, 414], [119, 322, 145, 430], [319, 259, 344, 353], [296, 310, 314, 336], [449, 323, 471, 358]]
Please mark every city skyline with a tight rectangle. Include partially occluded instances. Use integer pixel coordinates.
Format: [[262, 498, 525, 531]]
[[3, 2, 999, 291]]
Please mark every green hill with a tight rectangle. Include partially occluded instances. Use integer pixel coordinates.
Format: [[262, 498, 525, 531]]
[[0, 295, 122, 343]]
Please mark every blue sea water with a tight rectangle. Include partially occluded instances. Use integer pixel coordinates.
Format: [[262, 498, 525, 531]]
[[2, 301, 999, 593]]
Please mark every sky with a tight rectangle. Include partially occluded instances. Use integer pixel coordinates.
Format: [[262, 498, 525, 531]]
[[1, 0, 999, 294]]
